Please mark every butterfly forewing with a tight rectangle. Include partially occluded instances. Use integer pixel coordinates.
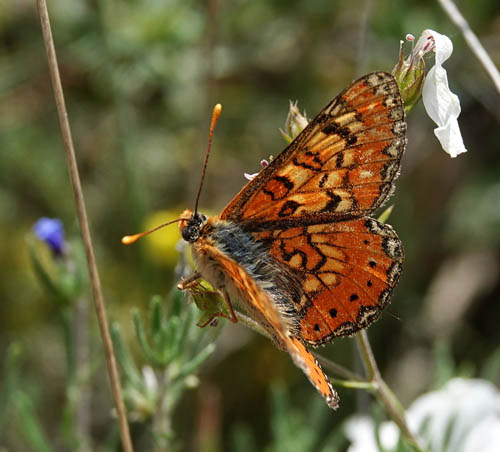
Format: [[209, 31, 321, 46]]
[[220, 72, 406, 229]]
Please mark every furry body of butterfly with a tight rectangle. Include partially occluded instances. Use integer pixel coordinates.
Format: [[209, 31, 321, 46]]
[[187, 214, 302, 344]]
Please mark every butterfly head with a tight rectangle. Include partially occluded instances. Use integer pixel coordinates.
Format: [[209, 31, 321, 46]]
[[179, 209, 207, 243]]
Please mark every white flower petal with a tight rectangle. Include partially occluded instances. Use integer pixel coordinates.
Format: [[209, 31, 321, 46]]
[[406, 378, 500, 452], [142, 366, 158, 393], [244, 172, 258, 181], [420, 29, 468, 157], [344, 415, 399, 452], [433, 118, 467, 158]]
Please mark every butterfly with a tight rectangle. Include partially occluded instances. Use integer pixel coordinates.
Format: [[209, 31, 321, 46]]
[[124, 72, 406, 409]]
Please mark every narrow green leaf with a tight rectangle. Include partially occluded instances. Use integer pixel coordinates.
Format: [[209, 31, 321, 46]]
[[0, 343, 22, 430], [14, 391, 53, 452], [175, 343, 215, 381], [133, 309, 166, 367], [176, 293, 195, 351], [149, 295, 163, 338], [28, 240, 69, 306], [168, 287, 184, 319], [161, 316, 180, 363], [481, 347, 500, 381], [377, 205, 394, 224], [111, 323, 144, 391]]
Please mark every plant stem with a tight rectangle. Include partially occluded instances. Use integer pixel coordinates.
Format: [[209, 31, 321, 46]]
[[315, 354, 367, 382], [356, 331, 423, 451], [437, 0, 500, 94], [36, 2, 133, 451], [153, 370, 173, 452], [73, 296, 91, 451]]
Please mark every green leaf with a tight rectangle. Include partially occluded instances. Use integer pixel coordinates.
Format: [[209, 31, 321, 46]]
[[133, 309, 166, 367], [481, 347, 500, 382], [433, 340, 456, 388], [175, 343, 215, 381], [111, 323, 145, 391], [149, 295, 163, 338], [14, 391, 53, 452], [377, 205, 394, 224], [0, 343, 22, 430], [28, 239, 69, 306]]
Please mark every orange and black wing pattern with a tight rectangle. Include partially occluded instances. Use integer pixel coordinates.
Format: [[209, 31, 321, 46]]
[[253, 217, 403, 346], [220, 72, 406, 229], [195, 240, 339, 408]]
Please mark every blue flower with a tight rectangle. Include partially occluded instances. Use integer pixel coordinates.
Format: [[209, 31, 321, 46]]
[[33, 217, 65, 256]]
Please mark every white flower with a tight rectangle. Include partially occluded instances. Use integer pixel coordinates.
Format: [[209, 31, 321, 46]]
[[244, 159, 270, 181], [344, 378, 500, 452], [418, 29, 468, 157], [344, 416, 399, 452]]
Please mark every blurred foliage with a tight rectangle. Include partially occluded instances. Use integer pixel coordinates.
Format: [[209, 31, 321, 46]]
[[232, 382, 345, 452], [112, 292, 217, 450], [1, 0, 499, 450]]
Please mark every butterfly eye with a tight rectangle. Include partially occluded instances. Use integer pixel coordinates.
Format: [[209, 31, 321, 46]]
[[182, 223, 200, 243]]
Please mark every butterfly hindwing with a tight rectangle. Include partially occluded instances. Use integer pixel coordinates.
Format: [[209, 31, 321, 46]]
[[253, 217, 403, 346], [220, 72, 406, 229]]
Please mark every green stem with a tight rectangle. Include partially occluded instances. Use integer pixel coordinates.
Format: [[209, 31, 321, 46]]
[[72, 296, 91, 451], [153, 370, 173, 451], [314, 353, 366, 382], [329, 379, 375, 390], [356, 331, 424, 451]]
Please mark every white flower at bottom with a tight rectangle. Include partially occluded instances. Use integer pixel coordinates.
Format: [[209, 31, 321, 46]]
[[418, 29, 468, 157], [344, 378, 500, 452]]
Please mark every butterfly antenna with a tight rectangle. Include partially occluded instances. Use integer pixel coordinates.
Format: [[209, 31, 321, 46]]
[[194, 103, 222, 215], [121, 218, 183, 245]]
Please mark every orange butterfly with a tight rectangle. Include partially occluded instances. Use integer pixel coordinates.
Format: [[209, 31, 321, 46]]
[[124, 72, 406, 409]]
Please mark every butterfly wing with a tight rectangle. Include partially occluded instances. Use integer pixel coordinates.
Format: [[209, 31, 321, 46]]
[[195, 240, 339, 409], [220, 72, 406, 229], [253, 217, 403, 346]]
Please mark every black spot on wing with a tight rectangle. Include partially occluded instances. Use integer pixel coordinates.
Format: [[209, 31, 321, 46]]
[[322, 122, 350, 138], [321, 191, 342, 213], [278, 200, 301, 217], [263, 176, 295, 201]]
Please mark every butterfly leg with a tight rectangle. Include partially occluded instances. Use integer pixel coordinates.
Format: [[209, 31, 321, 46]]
[[221, 289, 238, 324], [178, 273, 238, 325], [177, 272, 202, 291]]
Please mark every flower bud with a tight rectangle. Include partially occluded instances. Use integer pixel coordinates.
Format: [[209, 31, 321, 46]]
[[33, 217, 66, 256], [392, 35, 426, 113], [281, 101, 309, 143]]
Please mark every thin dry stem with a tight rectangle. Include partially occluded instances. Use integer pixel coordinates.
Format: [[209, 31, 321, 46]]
[[36, 1, 133, 450], [437, 0, 500, 94]]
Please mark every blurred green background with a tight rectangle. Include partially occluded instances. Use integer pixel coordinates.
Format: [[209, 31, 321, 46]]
[[1, 0, 499, 450]]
